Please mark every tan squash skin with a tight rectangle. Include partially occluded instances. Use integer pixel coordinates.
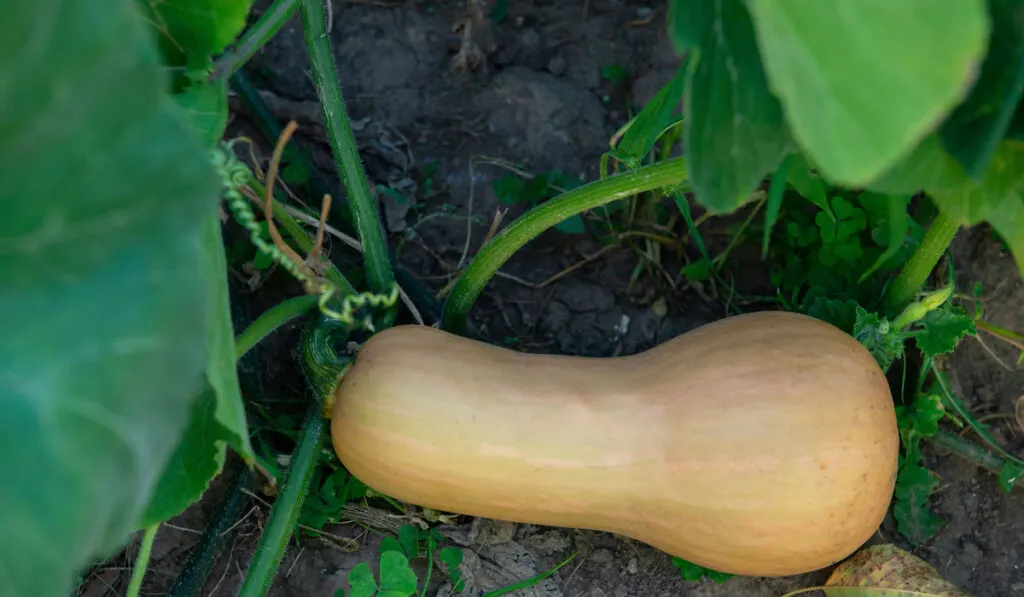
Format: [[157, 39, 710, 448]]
[[331, 311, 898, 576]]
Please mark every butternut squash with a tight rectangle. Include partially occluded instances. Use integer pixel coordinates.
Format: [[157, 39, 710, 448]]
[[330, 311, 898, 576]]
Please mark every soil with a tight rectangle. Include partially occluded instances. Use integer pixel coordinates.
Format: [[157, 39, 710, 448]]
[[78, 1, 1024, 596]]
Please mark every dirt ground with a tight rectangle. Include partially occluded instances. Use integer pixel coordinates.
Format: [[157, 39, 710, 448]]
[[79, 1, 1024, 596]]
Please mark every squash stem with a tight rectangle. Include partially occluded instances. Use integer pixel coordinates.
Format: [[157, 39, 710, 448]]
[[238, 409, 325, 597], [929, 429, 1022, 489], [441, 158, 689, 333], [299, 0, 395, 298], [210, 0, 299, 81], [126, 524, 160, 597], [882, 209, 959, 316]]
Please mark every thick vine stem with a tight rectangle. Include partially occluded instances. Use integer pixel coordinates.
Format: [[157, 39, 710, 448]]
[[168, 464, 251, 597], [883, 209, 959, 316], [236, 295, 320, 360], [299, 0, 396, 297], [929, 429, 1022, 489], [237, 410, 325, 597], [237, 314, 354, 596], [441, 158, 689, 333], [211, 0, 299, 81]]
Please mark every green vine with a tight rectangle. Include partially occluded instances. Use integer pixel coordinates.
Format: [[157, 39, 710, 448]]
[[441, 157, 689, 333]]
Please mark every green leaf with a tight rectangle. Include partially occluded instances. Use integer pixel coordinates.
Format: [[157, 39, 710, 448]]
[[601, 64, 630, 85], [685, 0, 792, 213], [787, 154, 834, 221], [671, 557, 732, 583], [672, 557, 709, 581], [398, 524, 420, 559], [929, 141, 1024, 277], [380, 536, 404, 556], [493, 174, 526, 205], [916, 307, 977, 358], [141, 212, 254, 525], [140, 388, 229, 526], [554, 214, 585, 234], [349, 562, 379, 597], [440, 547, 465, 592], [0, 0, 222, 594], [668, 0, 712, 51], [930, 142, 1024, 223], [940, 0, 1024, 177], [200, 213, 253, 455], [998, 460, 1024, 493], [806, 297, 860, 334], [867, 134, 968, 195], [893, 462, 944, 545], [681, 258, 713, 282], [748, 0, 990, 184], [379, 551, 419, 595], [706, 570, 734, 584], [174, 79, 229, 148], [762, 153, 794, 257], [137, 0, 255, 70], [896, 393, 945, 438], [853, 307, 905, 370], [611, 62, 687, 169], [858, 194, 910, 282]]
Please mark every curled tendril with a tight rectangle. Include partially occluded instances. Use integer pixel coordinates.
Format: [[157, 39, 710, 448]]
[[212, 142, 399, 334], [319, 285, 400, 332], [214, 142, 316, 287]]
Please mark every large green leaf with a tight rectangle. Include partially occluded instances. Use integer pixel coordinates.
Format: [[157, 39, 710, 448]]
[[137, 0, 254, 70], [940, 0, 1024, 178], [198, 213, 252, 460], [930, 142, 1024, 277], [141, 213, 254, 526], [748, 0, 990, 185], [0, 1, 220, 595], [668, 0, 712, 51], [174, 79, 230, 147], [684, 0, 792, 213], [865, 134, 966, 195], [929, 142, 1024, 224]]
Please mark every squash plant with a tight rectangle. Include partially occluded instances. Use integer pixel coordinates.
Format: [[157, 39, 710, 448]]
[[3, 0, 1024, 595]]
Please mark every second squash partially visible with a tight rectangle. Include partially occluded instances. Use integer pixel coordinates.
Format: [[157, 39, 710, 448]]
[[331, 311, 899, 576]]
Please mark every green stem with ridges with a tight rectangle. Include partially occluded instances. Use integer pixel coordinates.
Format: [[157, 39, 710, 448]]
[[168, 465, 251, 597], [236, 294, 320, 360], [299, 0, 395, 297], [929, 430, 1022, 489], [237, 316, 352, 596], [883, 210, 959, 316], [230, 70, 357, 230], [237, 409, 325, 597], [126, 525, 159, 597], [441, 158, 689, 333], [211, 0, 299, 81]]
